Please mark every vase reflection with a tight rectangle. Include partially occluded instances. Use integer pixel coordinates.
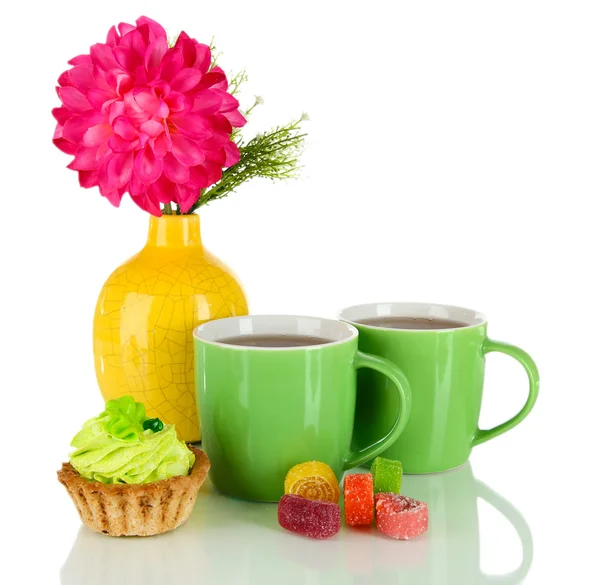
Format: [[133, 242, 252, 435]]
[[61, 463, 532, 585]]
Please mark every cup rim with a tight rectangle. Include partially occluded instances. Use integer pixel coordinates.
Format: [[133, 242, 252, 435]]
[[338, 302, 488, 332], [193, 314, 359, 351]]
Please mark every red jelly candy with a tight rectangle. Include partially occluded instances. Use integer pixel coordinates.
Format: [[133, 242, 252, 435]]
[[343, 473, 374, 526], [278, 494, 341, 539], [375, 493, 428, 540]]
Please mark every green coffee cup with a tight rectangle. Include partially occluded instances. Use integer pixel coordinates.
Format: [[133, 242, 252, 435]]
[[193, 315, 412, 501], [340, 302, 540, 474]]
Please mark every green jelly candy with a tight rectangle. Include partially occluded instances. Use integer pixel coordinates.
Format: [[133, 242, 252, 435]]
[[371, 456, 403, 494]]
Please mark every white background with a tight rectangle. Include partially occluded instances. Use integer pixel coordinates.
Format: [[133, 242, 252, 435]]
[[1, 1, 598, 583]]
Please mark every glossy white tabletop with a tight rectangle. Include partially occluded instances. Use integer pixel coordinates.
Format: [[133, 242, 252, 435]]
[[58, 458, 529, 585], [27, 430, 591, 585]]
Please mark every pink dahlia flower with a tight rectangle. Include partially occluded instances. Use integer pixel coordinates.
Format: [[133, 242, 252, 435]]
[[52, 16, 246, 215]]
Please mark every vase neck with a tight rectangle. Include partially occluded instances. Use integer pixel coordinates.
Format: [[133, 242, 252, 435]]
[[146, 215, 202, 248]]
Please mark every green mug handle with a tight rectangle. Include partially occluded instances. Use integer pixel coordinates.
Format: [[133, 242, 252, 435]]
[[472, 339, 540, 447], [476, 479, 534, 584], [343, 350, 412, 469]]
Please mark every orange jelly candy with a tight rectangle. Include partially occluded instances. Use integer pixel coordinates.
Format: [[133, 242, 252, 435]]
[[284, 461, 341, 503], [343, 473, 374, 526]]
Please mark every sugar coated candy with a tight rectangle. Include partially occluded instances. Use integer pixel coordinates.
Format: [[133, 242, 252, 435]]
[[371, 456, 402, 494], [343, 473, 374, 526], [375, 493, 428, 540], [278, 494, 341, 539], [284, 461, 340, 503]]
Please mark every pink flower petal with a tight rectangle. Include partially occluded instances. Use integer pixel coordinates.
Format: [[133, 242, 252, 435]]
[[176, 185, 199, 212], [108, 134, 140, 152], [160, 48, 184, 82], [114, 46, 143, 72], [69, 65, 96, 91], [112, 115, 138, 140], [90, 43, 120, 71], [140, 119, 164, 137], [170, 68, 203, 93], [99, 182, 124, 207], [151, 132, 171, 158], [223, 109, 247, 128], [162, 152, 190, 184], [192, 90, 223, 115], [171, 134, 205, 166], [199, 67, 227, 90], [58, 70, 72, 87], [189, 165, 209, 189], [57, 86, 93, 113], [150, 175, 178, 203], [68, 147, 101, 171], [83, 123, 113, 147], [195, 44, 212, 73], [136, 23, 151, 47], [106, 25, 119, 47], [68, 54, 92, 66], [62, 111, 104, 143], [52, 107, 72, 125], [209, 113, 233, 134], [107, 151, 134, 188], [129, 172, 145, 196], [204, 149, 226, 165], [224, 141, 240, 166], [157, 99, 170, 118], [78, 170, 99, 188], [171, 113, 212, 139], [145, 38, 168, 73], [131, 191, 162, 216], [133, 90, 161, 115], [174, 35, 199, 69], [215, 90, 240, 112], [118, 22, 136, 37], [86, 89, 115, 110], [151, 80, 170, 99], [107, 101, 125, 124], [96, 142, 111, 163], [105, 71, 134, 95], [53, 137, 78, 155], [203, 161, 224, 185], [198, 131, 230, 149], [136, 16, 167, 41], [92, 64, 114, 92], [120, 29, 146, 56], [133, 65, 149, 85], [163, 91, 187, 113], [134, 144, 163, 184]]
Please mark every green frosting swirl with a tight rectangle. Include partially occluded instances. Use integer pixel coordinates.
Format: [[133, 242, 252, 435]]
[[69, 396, 195, 484]]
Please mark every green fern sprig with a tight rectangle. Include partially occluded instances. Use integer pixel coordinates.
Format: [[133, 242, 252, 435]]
[[187, 115, 307, 212]]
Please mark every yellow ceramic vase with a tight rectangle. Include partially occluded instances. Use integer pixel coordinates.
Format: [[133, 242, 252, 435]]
[[93, 214, 248, 442]]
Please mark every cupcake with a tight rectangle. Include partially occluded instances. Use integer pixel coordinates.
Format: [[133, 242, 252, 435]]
[[58, 395, 210, 537]]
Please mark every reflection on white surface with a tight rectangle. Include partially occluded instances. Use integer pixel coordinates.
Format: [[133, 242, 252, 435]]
[[61, 462, 532, 585]]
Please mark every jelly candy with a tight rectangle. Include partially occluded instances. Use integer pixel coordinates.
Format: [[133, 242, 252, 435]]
[[375, 493, 428, 540], [278, 494, 341, 539], [343, 473, 374, 526], [284, 461, 340, 503], [371, 456, 402, 494]]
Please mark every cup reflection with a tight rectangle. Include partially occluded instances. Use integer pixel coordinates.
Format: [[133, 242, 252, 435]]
[[61, 463, 532, 585]]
